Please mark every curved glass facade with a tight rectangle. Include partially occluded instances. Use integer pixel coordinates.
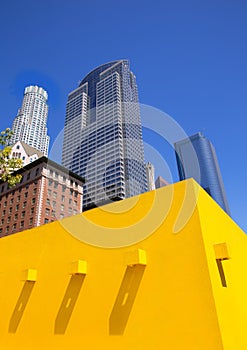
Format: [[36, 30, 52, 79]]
[[175, 132, 230, 215]]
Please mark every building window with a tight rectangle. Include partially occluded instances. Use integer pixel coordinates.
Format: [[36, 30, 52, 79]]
[[68, 208, 72, 215], [53, 192, 57, 199], [44, 218, 49, 224], [32, 198, 36, 204], [47, 189, 52, 196], [23, 202, 27, 208], [21, 211, 25, 218], [17, 195, 21, 202], [52, 201, 56, 209], [6, 226, 9, 234], [46, 198, 50, 205], [20, 221, 24, 228], [61, 195, 65, 202], [61, 204, 64, 212], [54, 182, 58, 189], [48, 179, 53, 186], [33, 188, 37, 195], [30, 207, 34, 214], [12, 223, 17, 232], [7, 217, 11, 223], [62, 186, 66, 193], [29, 218, 33, 225], [60, 213, 64, 219], [55, 172, 59, 179], [14, 214, 18, 221], [45, 208, 50, 215], [2, 210, 6, 216], [0, 219, 4, 225], [10, 198, 14, 204], [51, 210, 56, 217], [24, 192, 28, 198], [9, 207, 12, 214]]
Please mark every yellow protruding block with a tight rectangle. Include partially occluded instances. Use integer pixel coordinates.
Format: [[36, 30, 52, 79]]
[[22, 269, 37, 282], [214, 243, 230, 260], [70, 260, 87, 275], [125, 249, 147, 266]]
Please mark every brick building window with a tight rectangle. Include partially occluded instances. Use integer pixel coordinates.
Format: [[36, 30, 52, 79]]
[[20, 221, 24, 228]]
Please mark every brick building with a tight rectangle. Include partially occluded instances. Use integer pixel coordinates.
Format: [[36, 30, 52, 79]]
[[0, 157, 84, 237]]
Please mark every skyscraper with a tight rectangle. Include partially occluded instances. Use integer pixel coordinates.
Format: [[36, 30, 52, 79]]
[[11, 85, 50, 156], [174, 132, 230, 215], [62, 60, 147, 210], [146, 162, 155, 191]]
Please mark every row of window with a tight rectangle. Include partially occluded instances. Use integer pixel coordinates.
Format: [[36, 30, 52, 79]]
[[0, 218, 34, 235], [1, 198, 36, 216]]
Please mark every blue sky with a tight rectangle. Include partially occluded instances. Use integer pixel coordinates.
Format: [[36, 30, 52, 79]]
[[1, 0, 246, 231]]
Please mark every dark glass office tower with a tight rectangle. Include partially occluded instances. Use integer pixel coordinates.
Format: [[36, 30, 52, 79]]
[[62, 60, 147, 210], [174, 132, 230, 215]]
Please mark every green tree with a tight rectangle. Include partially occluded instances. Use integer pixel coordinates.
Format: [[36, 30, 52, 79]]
[[0, 128, 23, 186]]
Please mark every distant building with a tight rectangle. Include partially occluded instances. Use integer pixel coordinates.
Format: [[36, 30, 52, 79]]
[[0, 157, 84, 237], [155, 176, 169, 189], [11, 85, 50, 156], [62, 60, 147, 210], [146, 162, 155, 191], [10, 141, 43, 166], [174, 132, 230, 215]]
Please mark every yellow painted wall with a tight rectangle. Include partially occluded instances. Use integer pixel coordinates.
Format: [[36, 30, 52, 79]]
[[0, 179, 245, 349]]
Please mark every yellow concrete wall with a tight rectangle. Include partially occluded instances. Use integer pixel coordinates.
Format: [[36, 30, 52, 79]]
[[196, 185, 247, 350], [0, 179, 245, 349]]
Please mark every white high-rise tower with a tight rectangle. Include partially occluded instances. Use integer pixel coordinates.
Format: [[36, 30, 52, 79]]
[[11, 86, 50, 156]]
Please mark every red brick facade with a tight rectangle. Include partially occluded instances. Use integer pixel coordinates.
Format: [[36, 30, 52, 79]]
[[0, 157, 84, 237]]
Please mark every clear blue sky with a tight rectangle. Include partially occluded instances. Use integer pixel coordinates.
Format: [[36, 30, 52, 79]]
[[1, 0, 246, 231]]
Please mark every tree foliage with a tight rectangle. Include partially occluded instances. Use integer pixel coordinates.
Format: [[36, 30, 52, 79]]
[[0, 128, 23, 186]]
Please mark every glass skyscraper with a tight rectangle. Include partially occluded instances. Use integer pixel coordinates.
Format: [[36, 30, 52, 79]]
[[62, 60, 147, 210], [11, 85, 50, 156], [174, 132, 230, 215]]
